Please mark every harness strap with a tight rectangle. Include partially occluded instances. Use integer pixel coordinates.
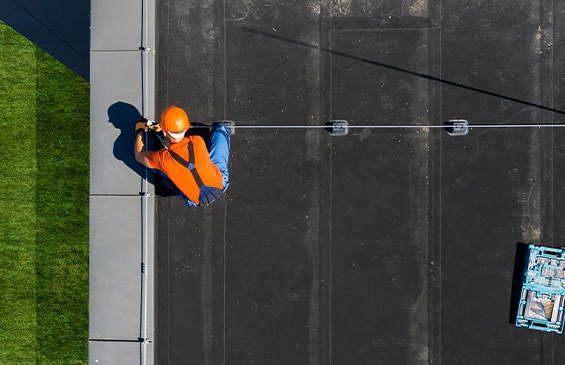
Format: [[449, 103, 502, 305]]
[[168, 141, 205, 187], [168, 141, 223, 205]]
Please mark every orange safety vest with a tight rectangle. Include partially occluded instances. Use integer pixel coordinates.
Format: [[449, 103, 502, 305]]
[[148, 136, 224, 205]]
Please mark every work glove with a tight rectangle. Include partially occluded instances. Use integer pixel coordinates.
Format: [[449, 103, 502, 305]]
[[135, 118, 148, 134], [147, 121, 161, 132]]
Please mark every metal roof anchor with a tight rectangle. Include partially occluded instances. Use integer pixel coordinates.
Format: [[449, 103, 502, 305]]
[[326, 120, 349, 136], [444, 119, 469, 136]]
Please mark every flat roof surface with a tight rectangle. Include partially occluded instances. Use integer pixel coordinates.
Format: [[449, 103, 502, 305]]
[[154, 0, 565, 364]]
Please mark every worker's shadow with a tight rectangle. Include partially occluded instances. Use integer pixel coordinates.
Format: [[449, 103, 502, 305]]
[[186, 122, 212, 146], [107, 101, 155, 186]]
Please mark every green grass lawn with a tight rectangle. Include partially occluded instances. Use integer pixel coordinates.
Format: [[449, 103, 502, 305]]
[[0, 21, 89, 364]]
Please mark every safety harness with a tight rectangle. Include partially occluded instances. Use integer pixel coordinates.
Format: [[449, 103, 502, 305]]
[[168, 141, 223, 206]]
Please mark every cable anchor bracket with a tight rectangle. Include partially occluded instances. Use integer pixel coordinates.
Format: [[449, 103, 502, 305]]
[[326, 120, 349, 136], [444, 119, 469, 136]]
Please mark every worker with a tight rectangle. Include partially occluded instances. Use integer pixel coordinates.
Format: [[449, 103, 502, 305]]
[[134, 105, 231, 206]]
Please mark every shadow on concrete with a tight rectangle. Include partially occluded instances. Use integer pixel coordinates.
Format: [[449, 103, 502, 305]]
[[108, 101, 154, 185]]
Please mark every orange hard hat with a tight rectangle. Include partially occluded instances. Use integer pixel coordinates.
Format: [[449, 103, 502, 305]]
[[160, 106, 190, 132]]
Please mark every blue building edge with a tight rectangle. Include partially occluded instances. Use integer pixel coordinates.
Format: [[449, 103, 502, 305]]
[[0, 0, 90, 81]]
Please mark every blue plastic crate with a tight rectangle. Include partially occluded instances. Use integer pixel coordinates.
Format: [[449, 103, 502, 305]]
[[515, 244, 565, 333]]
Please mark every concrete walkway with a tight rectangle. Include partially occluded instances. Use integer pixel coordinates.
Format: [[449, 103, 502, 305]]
[[89, 0, 155, 363]]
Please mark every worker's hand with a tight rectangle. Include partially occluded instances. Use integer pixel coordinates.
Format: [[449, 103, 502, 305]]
[[147, 120, 161, 132], [135, 118, 148, 134]]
